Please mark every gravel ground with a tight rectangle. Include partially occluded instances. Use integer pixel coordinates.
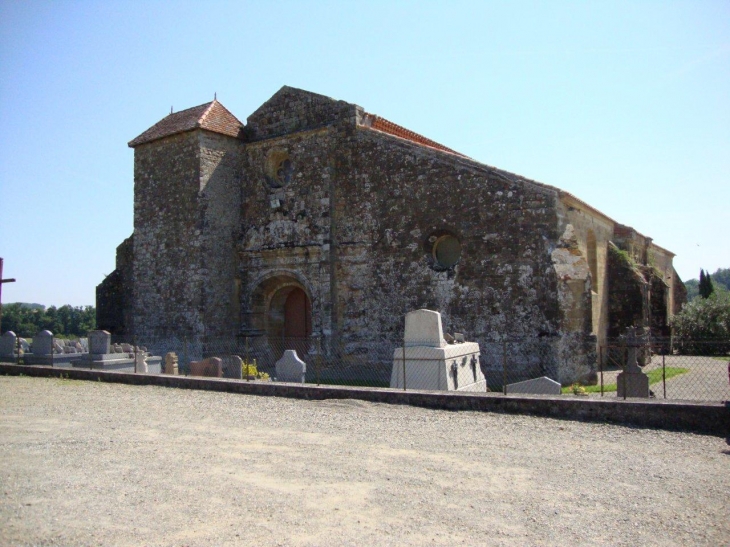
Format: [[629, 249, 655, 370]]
[[1, 376, 728, 547]]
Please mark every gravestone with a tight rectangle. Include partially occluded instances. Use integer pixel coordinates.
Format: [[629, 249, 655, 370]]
[[221, 355, 244, 379], [53, 340, 64, 353], [33, 330, 54, 356], [135, 351, 149, 373], [189, 357, 223, 377], [391, 309, 486, 392], [275, 350, 307, 383], [616, 327, 650, 398], [0, 331, 17, 357], [404, 309, 446, 348], [89, 330, 111, 356], [164, 352, 179, 375], [505, 376, 561, 395]]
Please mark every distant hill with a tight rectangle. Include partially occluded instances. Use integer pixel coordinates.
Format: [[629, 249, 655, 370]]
[[683, 268, 730, 301], [10, 303, 45, 310]]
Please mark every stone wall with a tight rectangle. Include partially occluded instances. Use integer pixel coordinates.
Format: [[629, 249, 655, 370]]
[[607, 242, 647, 338], [557, 195, 614, 347], [198, 131, 244, 337], [132, 131, 207, 336], [132, 130, 244, 338], [246, 86, 361, 141], [96, 235, 133, 334], [237, 109, 597, 383]]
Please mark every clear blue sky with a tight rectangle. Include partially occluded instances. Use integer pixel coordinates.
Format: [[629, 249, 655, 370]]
[[1, 1, 728, 307]]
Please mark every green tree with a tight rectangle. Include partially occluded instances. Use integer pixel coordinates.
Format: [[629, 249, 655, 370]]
[[699, 269, 714, 299], [669, 293, 730, 355], [1, 303, 96, 337], [710, 268, 730, 292]]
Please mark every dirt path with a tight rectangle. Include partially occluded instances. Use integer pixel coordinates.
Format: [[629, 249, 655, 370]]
[[1, 376, 728, 546]]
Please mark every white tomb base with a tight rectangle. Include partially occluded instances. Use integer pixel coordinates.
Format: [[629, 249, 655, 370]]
[[391, 342, 486, 392]]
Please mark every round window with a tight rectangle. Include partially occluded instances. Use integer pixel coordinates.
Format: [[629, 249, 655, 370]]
[[433, 235, 461, 269]]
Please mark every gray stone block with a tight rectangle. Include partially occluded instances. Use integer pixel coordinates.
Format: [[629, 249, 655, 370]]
[[506, 376, 561, 395]]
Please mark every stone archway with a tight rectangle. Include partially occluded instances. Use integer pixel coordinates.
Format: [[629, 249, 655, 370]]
[[247, 273, 313, 340], [270, 285, 312, 338]]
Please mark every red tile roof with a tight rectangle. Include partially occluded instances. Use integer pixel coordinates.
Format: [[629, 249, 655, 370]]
[[128, 100, 244, 147], [361, 113, 468, 157]]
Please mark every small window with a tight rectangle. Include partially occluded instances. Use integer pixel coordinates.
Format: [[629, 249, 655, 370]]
[[433, 235, 461, 269], [276, 158, 294, 185], [265, 149, 292, 189]]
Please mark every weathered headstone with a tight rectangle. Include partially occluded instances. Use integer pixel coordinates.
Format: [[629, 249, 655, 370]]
[[505, 376, 561, 395], [89, 330, 111, 356], [164, 352, 179, 375], [221, 355, 244, 379], [0, 331, 17, 357], [404, 309, 446, 347], [189, 357, 223, 377], [33, 331, 54, 356], [121, 343, 134, 353], [392, 309, 485, 391], [275, 350, 307, 383], [616, 327, 650, 398], [135, 351, 148, 373]]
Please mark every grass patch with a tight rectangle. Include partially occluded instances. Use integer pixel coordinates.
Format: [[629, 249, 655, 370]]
[[562, 367, 689, 394]]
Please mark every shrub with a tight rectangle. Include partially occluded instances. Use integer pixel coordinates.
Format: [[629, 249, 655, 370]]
[[669, 293, 730, 355]]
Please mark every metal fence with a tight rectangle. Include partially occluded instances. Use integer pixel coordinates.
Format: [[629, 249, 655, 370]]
[[4, 333, 729, 403], [597, 340, 730, 402]]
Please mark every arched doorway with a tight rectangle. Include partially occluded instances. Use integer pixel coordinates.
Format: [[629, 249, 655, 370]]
[[269, 285, 312, 338], [247, 273, 313, 340]]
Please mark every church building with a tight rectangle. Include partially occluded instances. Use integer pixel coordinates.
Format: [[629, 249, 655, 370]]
[[97, 86, 686, 384]]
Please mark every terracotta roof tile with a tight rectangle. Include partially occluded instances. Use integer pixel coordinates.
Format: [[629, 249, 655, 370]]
[[361, 113, 468, 158], [128, 100, 244, 147]]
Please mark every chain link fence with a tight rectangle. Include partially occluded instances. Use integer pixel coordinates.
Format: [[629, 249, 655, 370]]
[[3, 332, 728, 403]]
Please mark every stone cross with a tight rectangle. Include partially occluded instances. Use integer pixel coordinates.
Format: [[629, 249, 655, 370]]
[[620, 327, 648, 373]]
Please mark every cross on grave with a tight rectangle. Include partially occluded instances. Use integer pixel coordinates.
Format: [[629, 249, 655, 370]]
[[619, 326, 648, 373]]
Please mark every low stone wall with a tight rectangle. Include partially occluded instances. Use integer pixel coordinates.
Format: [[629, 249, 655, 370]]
[[0, 363, 727, 437]]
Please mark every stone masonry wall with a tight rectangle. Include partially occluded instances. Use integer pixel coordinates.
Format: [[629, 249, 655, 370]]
[[132, 132, 205, 336], [198, 131, 245, 338], [237, 113, 597, 383], [246, 86, 361, 141], [96, 235, 133, 334], [238, 128, 335, 337], [607, 242, 648, 338], [338, 126, 563, 343]]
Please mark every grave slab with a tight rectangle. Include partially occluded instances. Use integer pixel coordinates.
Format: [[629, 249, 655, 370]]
[[505, 376, 561, 395]]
